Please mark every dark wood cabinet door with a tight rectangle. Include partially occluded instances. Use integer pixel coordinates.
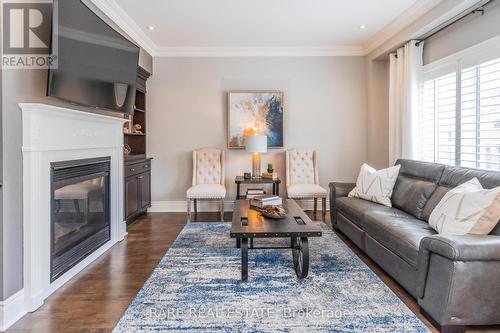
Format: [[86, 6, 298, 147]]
[[125, 176, 139, 218], [139, 172, 151, 210]]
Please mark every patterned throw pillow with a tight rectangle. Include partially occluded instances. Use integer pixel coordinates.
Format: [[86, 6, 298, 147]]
[[429, 178, 500, 235], [348, 164, 401, 207]]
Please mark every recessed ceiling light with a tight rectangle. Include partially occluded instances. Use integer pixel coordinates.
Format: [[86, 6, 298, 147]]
[[360, 24, 366, 30], [148, 25, 155, 31]]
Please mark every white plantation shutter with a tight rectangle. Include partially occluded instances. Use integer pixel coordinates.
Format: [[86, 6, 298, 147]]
[[419, 72, 457, 165], [460, 65, 477, 168], [420, 80, 436, 162], [479, 59, 500, 170], [419, 55, 500, 171], [437, 73, 457, 166]]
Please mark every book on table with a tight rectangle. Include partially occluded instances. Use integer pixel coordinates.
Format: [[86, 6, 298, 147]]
[[250, 195, 282, 207], [246, 188, 265, 199]]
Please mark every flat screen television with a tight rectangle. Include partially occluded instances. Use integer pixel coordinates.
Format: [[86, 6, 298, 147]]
[[47, 0, 140, 114]]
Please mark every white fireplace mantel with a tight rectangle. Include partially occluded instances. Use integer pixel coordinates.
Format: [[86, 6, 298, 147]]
[[19, 103, 127, 313]]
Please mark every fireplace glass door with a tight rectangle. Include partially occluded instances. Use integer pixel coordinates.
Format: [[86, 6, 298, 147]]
[[51, 157, 111, 282]]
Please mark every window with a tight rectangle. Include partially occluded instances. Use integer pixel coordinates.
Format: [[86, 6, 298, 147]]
[[419, 57, 500, 171]]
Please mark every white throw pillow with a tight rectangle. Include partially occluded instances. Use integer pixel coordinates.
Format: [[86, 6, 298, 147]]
[[348, 163, 401, 207], [429, 178, 500, 235]]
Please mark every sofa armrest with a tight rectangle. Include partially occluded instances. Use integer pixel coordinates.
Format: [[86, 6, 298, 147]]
[[420, 234, 500, 261], [329, 182, 356, 200], [416, 234, 500, 325], [416, 234, 500, 299], [328, 182, 356, 227]]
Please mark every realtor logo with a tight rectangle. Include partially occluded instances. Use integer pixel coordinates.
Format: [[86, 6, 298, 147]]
[[2, 1, 57, 69]]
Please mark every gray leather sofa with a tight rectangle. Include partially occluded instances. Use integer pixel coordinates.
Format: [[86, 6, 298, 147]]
[[329, 159, 500, 333]]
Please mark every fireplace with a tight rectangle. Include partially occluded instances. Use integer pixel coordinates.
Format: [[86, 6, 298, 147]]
[[21, 103, 126, 312], [50, 157, 111, 282]]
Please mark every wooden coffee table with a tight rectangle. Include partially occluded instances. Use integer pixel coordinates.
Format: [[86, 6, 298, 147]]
[[230, 199, 322, 281]]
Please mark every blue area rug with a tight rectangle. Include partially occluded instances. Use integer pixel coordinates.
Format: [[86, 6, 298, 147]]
[[113, 222, 429, 332]]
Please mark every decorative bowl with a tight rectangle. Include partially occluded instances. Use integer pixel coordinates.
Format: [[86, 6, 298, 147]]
[[260, 205, 286, 219]]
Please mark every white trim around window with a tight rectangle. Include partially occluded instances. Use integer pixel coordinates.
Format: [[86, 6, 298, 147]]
[[419, 34, 500, 171]]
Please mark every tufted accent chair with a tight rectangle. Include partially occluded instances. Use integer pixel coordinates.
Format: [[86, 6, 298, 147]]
[[286, 149, 327, 216], [186, 148, 226, 221]]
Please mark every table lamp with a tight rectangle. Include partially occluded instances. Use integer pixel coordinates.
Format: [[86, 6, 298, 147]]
[[245, 135, 267, 178]]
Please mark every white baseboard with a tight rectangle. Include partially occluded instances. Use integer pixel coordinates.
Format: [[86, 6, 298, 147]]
[[149, 199, 330, 213], [0, 290, 27, 332]]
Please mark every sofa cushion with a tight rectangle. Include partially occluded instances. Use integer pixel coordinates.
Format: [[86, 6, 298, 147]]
[[363, 211, 437, 267], [348, 163, 401, 207], [336, 197, 407, 229], [423, 165, 500, 225], [391, 159, 445, 220], [440, 165, 500, 189], [421, 185, 449, 222], [429, 178, 500, 235], [336, 197, 382, 228]]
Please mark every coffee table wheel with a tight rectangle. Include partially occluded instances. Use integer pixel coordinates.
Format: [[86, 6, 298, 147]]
[[292, 237, 309, 279]]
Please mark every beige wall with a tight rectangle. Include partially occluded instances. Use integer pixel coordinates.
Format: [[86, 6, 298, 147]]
[[147, 56, 367, 203], [365, 59, 390, 169]]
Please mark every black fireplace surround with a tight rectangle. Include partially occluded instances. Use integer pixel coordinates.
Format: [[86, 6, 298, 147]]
[[50, 157, 111, 282]]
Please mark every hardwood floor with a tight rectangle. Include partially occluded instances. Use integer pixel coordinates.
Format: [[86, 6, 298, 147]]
[[7, 212, 186, 333], [7, 212, 499, 333]]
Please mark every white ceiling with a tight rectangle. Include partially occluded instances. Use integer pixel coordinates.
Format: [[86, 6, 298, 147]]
[[93, 0, 442, 56]]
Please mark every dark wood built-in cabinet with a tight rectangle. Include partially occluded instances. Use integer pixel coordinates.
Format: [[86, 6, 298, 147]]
[[125, 156, 152, 223], [124, 67, 152, 225]]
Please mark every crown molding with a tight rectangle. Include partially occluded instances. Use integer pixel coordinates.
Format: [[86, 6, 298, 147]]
[[89, 0, 157, 56], [90, 0, 458, 58], [87, 0, 364, 57], [363, 0, 443, 55], [407, 0, 488, 41], [154, 46, 365, 57]]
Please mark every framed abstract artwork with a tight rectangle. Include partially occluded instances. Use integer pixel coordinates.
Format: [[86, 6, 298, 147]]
[[227, 90, 284, 149]]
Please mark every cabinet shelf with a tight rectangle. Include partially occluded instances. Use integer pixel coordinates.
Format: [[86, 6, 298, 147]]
[[125, 66, 151, 227]]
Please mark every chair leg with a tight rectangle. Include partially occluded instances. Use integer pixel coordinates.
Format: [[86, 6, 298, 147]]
[[83, 198, 89, 224], [313, 198, 318, 215], [186, 199, 191, 222], [74, 199, 81, 213], [194, 199, 198, 217], [322, 198, 327, 218], [220, 199, 224, 221]]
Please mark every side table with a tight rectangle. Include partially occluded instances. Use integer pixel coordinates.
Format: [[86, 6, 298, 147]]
[[235, 176, 281, 199]]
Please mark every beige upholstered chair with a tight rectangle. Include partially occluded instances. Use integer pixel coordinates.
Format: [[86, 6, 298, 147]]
[[286, 149, 327, 216], [186, 148, 226, 222]]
